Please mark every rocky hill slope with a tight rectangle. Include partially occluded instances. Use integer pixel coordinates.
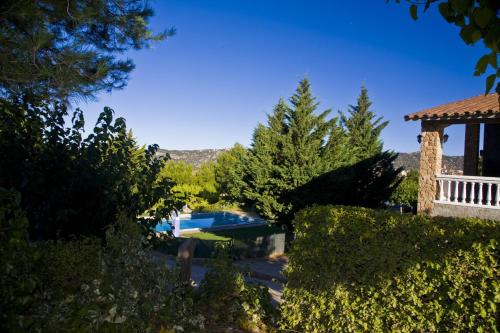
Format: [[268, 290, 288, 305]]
[[157, 149, 464, 173]]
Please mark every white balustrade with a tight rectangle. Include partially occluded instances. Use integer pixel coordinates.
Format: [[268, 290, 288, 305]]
[[435, 174, 500, 208]]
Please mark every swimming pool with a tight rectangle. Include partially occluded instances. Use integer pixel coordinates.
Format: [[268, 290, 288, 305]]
[[154, 212, 265, 233]]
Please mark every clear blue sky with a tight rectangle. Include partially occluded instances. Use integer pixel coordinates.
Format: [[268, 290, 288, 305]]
[[79, 0, 488, 155]]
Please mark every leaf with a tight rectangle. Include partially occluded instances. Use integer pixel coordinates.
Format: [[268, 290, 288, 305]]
[[474, 53, 496, 76], [438, 3, 453, 22], [410, 4, 418, 20], [424, 1, 431, 12], [460, 25, 481, 45], [485, 74, 495, 94], [473, 7, 494, 28], [450, 0, 468, 14]]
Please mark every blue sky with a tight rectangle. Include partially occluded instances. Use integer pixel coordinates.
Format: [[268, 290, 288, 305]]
[[79, 0, 488, 155]]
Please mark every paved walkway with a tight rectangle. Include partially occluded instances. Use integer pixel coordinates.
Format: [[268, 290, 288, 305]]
[[155, 252, 287, 304]]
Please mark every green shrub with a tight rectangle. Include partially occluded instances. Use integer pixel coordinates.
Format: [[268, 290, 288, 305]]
[[280, 205, 499, 332], [0, 188, 201, 332], [0, 101, 173, 240], [390, 170, 419, 207], [196, 245, 277, 331]]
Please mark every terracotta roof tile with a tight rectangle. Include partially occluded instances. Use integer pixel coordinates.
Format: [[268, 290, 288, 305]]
[[405, 93, 500, 121]]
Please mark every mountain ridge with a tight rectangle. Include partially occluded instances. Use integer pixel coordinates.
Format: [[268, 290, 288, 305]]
[[157, 148, 464, 173]]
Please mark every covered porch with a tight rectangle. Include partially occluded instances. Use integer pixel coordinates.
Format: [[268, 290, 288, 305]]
[[405, 94, 500, 221]]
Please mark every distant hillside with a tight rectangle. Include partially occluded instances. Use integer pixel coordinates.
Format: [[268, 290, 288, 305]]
[[157, 149, 227, 168], [157, 149, 464, 174], [394, 152, 464, 174]]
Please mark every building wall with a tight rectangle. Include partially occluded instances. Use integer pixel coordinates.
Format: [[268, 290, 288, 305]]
[[432, 202, 500, 221]]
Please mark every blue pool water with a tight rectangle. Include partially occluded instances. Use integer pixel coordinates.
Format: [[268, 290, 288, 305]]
[[155, 212, 264, 232]]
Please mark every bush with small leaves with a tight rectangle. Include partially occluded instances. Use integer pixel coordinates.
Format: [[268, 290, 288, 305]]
[[280, 205, 499, 332]]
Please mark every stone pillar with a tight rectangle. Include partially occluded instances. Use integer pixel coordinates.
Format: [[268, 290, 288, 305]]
[[417, 121, 444, 214], [463, 123, 480, 175]]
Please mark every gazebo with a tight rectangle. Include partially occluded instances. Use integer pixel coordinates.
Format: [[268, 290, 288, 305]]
[[405, 94, 500, 221]]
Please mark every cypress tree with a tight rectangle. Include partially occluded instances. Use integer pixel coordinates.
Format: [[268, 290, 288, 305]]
[[244, 78, 336, 223], [341, 86, 388, 161], [323, 118, 356, 170]]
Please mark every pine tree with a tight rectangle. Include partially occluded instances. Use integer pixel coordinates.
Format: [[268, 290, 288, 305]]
[[340, 86, 388, 161], [0, 0, 174, 103]]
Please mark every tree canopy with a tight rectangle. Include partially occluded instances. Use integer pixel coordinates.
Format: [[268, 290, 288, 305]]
[[241, 79, 399, 226], [391, 0, 500, 98], [0, 100, 171, 239], [340, 86, 388, 161], [0, 0, 174, 103], [244, 79, 337, 222]]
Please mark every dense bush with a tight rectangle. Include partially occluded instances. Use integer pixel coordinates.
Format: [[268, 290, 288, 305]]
[[197, 245, 277, 331], [0, 188, 200, 332], [283, 152, 401, 225], [390, 170, 419, 208], [280, 205, 499, 332], [1, 188, 276, 332], [0, 100, 172, 239]]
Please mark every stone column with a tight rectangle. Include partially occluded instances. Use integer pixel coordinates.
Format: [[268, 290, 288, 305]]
[[417, 121, 444, 214], [463, 123, 480, 175]]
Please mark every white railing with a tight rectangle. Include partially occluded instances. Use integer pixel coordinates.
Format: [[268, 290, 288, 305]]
[[436, 174, 500, 208]]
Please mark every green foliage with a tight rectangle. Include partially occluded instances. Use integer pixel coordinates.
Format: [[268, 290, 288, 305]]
[[340, 86, 389, 161], [0, 0, 174, 102], [214, 143, 248, 204], [0, 188, 201, 332], [244, 79, 342, 222], [0, 100, 172, 239], [390, 170, 419, 207], [391, 0, 500, 99], [284, 152, 402, 221], [242, 79, 397, 226], [158, 160, 218, 210], [197, 246, 277, 331], [280, 205, 499, 332]]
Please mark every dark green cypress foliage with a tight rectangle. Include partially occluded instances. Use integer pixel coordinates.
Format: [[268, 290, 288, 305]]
[[323, 117, 357, 170], [244, 101, 290, 221], [341, 86, 389, 161], [244, 79, 337, 223]]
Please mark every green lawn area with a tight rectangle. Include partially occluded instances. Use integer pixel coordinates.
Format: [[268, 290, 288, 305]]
[[183, 224, 284, 241], [156, 224, 287, 258]]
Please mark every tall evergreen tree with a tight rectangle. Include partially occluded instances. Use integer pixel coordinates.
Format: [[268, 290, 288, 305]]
[[323, 118, 357, 170], [340, 86, 389, 161], [244, 79, 337, 223]]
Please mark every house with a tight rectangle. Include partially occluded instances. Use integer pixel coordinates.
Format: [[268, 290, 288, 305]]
[[405, 94, 500, 221]]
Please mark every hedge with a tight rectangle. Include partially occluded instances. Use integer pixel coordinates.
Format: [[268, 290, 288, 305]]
[[280, 205, 499, 332]]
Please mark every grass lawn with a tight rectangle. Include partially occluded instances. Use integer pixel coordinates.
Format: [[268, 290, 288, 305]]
[[183, 224, 284, 241], [156, 224, 287, 258]]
